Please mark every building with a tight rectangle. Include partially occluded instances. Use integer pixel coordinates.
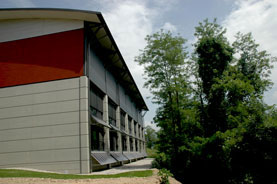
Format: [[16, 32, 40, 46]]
[[0, 8, 148, 174]]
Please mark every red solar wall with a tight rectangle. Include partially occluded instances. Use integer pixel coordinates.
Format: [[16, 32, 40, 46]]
[[0, 29, 84, 88]]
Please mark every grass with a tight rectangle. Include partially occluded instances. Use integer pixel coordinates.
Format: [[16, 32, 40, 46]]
[[0, 169, 153, 179]]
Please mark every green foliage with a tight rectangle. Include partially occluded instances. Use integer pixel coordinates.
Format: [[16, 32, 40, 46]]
[[158, 169, 173, 184], [145, 125, 157, 149], [136, 20, 277, 184], [136, 29, 197, 180], [151, 152, 169, 169], [146, 148, 158, 158], [0, 169, 153, 179]]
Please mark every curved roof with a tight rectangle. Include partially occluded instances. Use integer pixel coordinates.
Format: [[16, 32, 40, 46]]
[[0, 8, 148, 111]]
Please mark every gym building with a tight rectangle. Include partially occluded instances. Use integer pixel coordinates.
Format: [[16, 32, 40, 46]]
[[0, 8, 148, 174]]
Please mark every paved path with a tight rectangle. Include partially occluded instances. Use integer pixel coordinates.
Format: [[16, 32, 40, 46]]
[[90, 158, 154, 175]]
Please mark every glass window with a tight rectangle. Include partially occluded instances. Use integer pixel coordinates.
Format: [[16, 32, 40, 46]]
[[110, 131, 118, 151], [120, 110, 126, 131], [108, 100, 117, 127], [134, 121, 137, 137], [122, 135, 127, 151], [128, 117, 132, 134], [135, 139, 138, 151], [130, 138, 133, 151], [90, 84, 104, 119], [91, 125, 105, 151]]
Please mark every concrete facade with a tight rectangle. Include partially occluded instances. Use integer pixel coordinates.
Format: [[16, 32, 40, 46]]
[[0, 77, 90, 174]]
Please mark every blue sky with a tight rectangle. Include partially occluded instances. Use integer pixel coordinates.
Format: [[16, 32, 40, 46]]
[[1, 0, 277, 129]]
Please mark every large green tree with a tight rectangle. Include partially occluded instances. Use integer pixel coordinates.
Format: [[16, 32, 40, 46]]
[[192, 20, 276, 183], [135, 30, 199, 179], [136, 21, 276, 184]]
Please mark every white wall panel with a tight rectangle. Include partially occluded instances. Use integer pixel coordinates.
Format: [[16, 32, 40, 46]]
[[0, 19, 83, 43], [0, 77, 90, 174]]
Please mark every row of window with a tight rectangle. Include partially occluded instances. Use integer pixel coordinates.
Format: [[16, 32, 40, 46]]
[[90, 83, 144, 139], [91, 124, 144, 151]]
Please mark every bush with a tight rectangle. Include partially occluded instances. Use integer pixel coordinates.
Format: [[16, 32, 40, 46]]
[[151, 152, 168, 169], [158, 168, 173, 184], [146, 148, 157, 158]]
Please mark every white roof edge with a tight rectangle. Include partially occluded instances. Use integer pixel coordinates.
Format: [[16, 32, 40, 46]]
[[0, 8, 101, 23]]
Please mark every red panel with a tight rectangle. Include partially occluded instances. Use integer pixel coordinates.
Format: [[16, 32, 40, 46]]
[[0, 29, 84, 88]]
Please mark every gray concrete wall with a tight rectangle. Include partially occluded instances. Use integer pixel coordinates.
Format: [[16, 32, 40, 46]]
[[0, 77, 90, 174]]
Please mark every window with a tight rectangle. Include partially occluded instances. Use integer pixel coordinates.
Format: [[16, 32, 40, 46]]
[[90, 84, 104, 119], [134, 121, 137, 137], [91, 125, 105, 151], [130, 138, 133, 151], [122, 135, 127, 151], [135, 139, 138, 151], [138, 124, 141, 138], [108, 100, 117, 127], [128, 117, 132, 134], [110, 131, 118, 151], [120, 110, 126, 131]]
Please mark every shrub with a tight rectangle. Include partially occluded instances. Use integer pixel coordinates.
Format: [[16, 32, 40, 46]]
[[158, 168, 173, 184]]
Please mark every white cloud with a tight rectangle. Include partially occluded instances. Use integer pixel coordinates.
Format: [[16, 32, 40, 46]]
[[223, 0, 277, 105], [9, 0, 35, 7], [162, 22, 177, 32], [272, 90, 277, 101], [99, 1, 153, 97], [94, 0, 178, 96], [90, 0, 179, 127]]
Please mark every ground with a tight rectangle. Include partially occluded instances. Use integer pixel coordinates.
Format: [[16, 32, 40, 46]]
[[0, 158, 181, 184]]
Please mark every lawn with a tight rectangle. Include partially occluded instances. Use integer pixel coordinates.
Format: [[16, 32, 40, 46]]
[[0, 169, 153, 179]]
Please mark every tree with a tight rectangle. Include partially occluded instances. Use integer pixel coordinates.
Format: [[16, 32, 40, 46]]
[[221, 32, 277, 184], [136, 21, 277, 184], [194, 19, 233, 136], [135, 30, 197, 180], [192, 20, 276, 183], [145, 125, 157, 149]]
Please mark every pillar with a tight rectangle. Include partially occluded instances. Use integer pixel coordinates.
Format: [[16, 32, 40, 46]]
[[116, 106, 122, 152], [103, 95, 110, 152], [125, 114, 130, 152]]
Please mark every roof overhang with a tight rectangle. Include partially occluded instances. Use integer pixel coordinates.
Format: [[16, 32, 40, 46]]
[[0, 8, 101, 22], [0, 8, 148, 111]]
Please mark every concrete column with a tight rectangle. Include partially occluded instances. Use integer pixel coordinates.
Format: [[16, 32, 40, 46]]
[[126, 135, 130, 152], [116, 106, 120, 128], [79, 76, 90, 173], [125, 114, 130, 152], [116, 106, 122, 152], [125, 114, 128, 133], [103, 95, 109, 124], [117, 132, 122, 152], [136, 123, 139, 138], [142, 128, 145, 141], [131, 119, 134, 136], [104, 127, 110, 153], [103, 95, 110, 152]]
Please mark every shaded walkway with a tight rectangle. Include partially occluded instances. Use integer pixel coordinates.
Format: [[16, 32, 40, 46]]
[[90, 158, 154, 175]]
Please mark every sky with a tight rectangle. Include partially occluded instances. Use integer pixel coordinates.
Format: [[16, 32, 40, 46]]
[[1, 0, 277, 129]]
